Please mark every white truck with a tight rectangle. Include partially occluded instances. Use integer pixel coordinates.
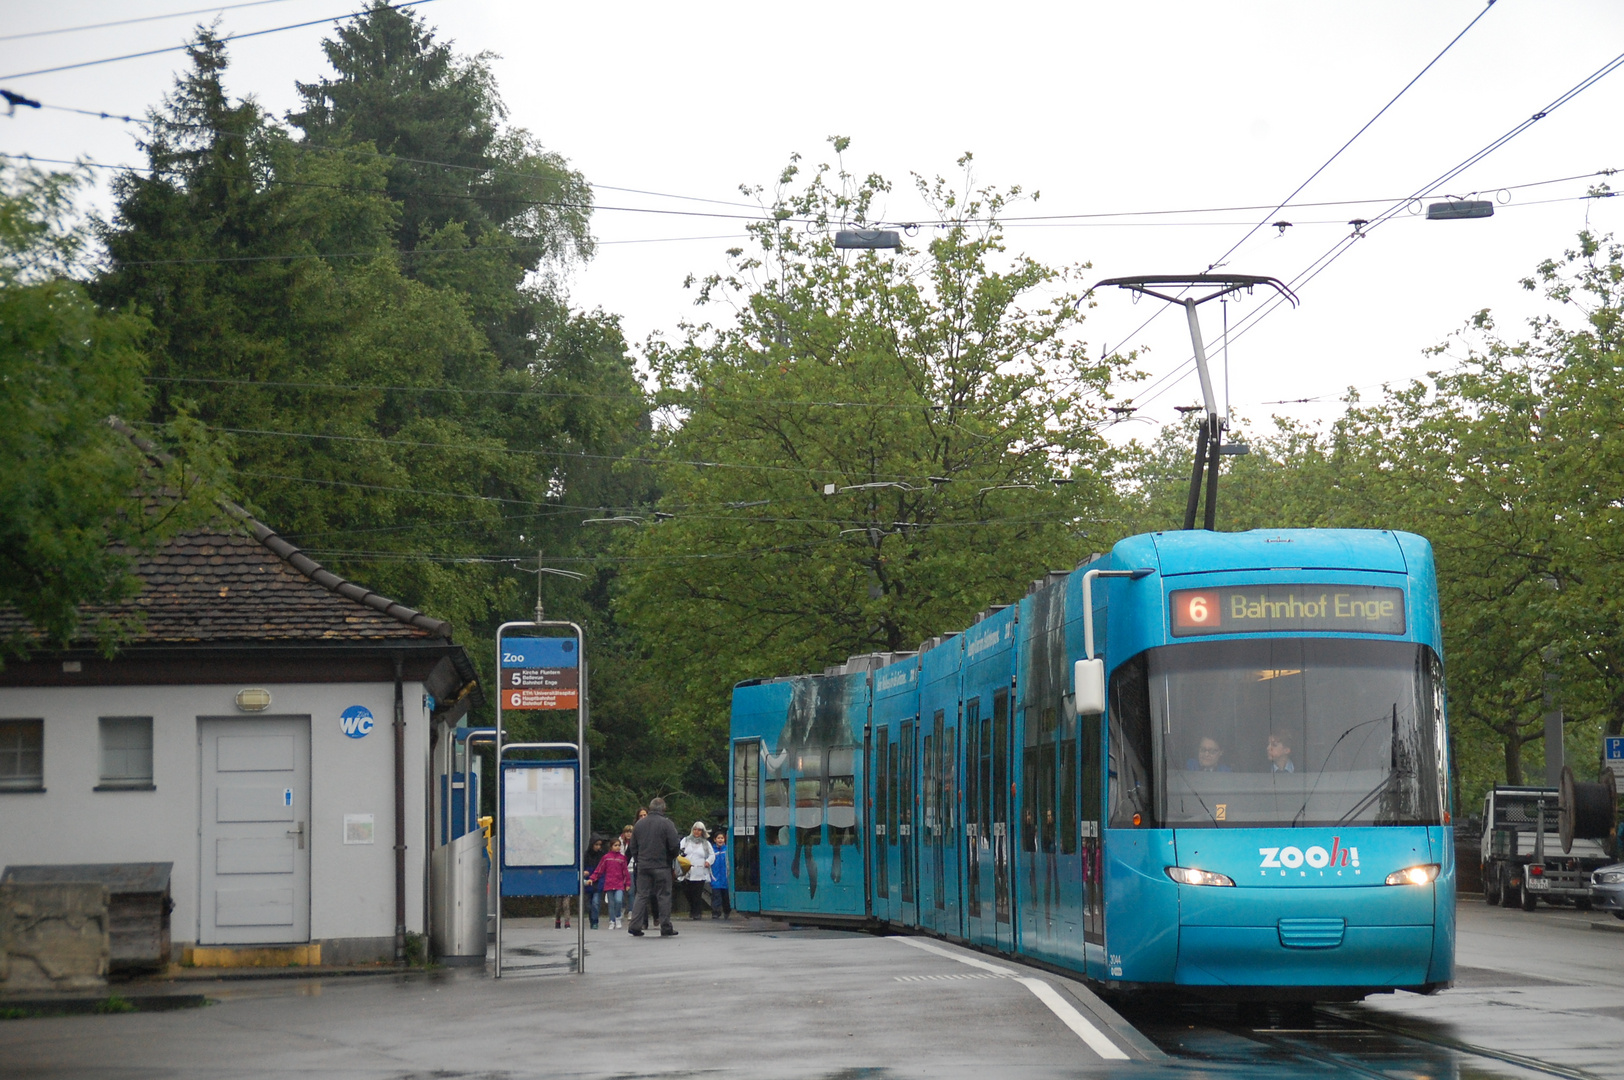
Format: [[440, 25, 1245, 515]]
[[1481, 785, 1612, 911]]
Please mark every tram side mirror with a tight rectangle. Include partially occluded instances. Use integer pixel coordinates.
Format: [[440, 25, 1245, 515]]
[[1074, 658, 1106, 715]]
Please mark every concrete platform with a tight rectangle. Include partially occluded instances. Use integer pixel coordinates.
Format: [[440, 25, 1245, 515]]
[[3, 903, 1620, 1079], [0, 915, 1157, 1079]]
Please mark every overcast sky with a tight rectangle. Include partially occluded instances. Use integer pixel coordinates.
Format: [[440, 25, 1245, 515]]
[[6, 0, 1624, 442]]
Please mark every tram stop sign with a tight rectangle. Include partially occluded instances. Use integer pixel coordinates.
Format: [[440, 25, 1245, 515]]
[[499, 636, 579, 710], [1606, 736, 1624, 780]]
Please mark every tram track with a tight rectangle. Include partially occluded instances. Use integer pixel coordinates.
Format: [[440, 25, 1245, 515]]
[[1318, 1005, 1607, 1080], [1114, 998, 1606, 1080]]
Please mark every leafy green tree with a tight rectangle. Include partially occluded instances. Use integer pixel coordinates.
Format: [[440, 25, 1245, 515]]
[[613, 145, 1127, 801], [289, 0, 594, 373], [92, 28, 664, 823], [1, 162, 218, 659]]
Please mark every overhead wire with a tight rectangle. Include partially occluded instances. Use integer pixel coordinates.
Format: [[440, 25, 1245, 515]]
[[27, 100, 773, 212], [143, 374, 1000, 412], [0, 1, 303, 42], [16, 93, 1615, 232], [1203, 0, 1500, 274], [0, 0, 440, 81], [1121, 47, 1624, 421], [1099, 1, 1499, 423]]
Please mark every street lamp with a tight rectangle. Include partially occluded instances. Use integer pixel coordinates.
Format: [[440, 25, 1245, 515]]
[[834, 229, 901, 250]]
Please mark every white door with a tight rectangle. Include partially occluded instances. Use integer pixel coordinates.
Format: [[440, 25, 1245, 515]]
[[199, 717, 311, 944]]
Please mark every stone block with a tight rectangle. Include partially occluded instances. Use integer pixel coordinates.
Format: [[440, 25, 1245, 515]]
[[0, 883, 110, 992]]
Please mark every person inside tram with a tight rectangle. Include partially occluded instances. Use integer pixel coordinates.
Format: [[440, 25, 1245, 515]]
[[1186, 736, 1232, 772], [1266, 731, 1296, 773]]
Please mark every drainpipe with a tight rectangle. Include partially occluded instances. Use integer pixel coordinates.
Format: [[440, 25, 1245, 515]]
[[394, 654, 406, 963]]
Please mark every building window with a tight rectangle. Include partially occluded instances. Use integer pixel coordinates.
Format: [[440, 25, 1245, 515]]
[[0, 720, 44, 791], [98, 717, 154, 789]]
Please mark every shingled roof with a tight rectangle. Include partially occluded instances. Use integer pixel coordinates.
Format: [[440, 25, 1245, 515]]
[[0, 510, 452, 646]]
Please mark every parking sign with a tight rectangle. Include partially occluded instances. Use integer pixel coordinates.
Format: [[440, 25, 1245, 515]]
[[1606, 736, 1624, 779]]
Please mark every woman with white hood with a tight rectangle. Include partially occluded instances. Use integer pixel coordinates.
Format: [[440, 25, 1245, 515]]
[[678, 821, 715, 920]]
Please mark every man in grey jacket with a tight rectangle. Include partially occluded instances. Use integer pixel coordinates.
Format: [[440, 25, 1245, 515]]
[[625, 797, 682, 937]]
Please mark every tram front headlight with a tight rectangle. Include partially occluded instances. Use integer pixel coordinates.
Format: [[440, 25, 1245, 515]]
[[1165, 866, 1235, 887], [1384, 864, 1440, 886]]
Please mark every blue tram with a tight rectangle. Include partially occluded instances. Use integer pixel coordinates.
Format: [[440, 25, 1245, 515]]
[[727, 529, 1455, 1000]]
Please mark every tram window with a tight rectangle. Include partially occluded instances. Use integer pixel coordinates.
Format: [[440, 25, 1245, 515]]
[[1108, 653, 1155, 828], [1021, 745, 1036, 852], [928, 727, 941, 838], [765, 778, 792, 844], [964, 699, 981, 831], [991, 693, 1009, 825], [827, 775, 856, 844], [942, 725, 956, 847], [1037, 742, 1056, 853], [732, 740, 761, 891], [899, 723, 914, 830], [828, 746, 856, 845], [887, 734, 900, 845], [733, 740, 759, 835], [1128, 639, 1445, 828], [875, 729, 890, 898], [1059, 736, 1077, 854]]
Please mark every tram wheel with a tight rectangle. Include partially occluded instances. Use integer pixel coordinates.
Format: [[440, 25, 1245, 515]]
[[1520, 883, 1538, 911]]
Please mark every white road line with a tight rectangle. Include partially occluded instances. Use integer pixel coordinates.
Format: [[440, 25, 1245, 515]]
[[893, 935, 1017, 975], [890, 937, 1130, 1060], [1014, 977, 1130, 1060]]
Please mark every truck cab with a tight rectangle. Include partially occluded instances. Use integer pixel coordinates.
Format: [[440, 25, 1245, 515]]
[[1481, 785, 1610, 910]]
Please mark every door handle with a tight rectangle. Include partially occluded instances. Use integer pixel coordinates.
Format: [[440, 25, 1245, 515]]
[[287, 821, 306, 849]]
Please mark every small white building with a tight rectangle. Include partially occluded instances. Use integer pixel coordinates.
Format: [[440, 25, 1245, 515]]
[[0, 512, 479, 965]]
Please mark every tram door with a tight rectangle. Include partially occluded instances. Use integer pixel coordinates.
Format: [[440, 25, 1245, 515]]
[[920, 723, 938, 931], [899, 717, 917, 927], [990, 690, 1013, 951], [920, 710, 953, 933], [962, 696, 989, 944], [731, 739, 761, 912], [1081, 709, 1105, 959], [938, 708, 960, 937]]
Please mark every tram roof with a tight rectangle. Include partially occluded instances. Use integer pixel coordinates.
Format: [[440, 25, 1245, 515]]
[[1143, 528, 1417, 577]]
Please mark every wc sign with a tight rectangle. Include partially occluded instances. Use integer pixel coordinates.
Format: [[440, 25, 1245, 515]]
[[340, 705, 376, 739]]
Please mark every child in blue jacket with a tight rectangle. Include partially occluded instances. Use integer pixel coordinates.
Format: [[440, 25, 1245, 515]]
[[710, 830, 731, 919]]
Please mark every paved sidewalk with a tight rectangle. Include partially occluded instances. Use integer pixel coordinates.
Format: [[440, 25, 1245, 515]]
[[0, 916, 1163, 1079]]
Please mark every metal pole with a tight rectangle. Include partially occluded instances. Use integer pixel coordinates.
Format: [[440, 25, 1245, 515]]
[[1183, 299, 1220, 419], [1183, 423, 1208, 531], [577, 625, 587, 975], [1203, 418, 1222, 532], [494, 659, 504, 978]]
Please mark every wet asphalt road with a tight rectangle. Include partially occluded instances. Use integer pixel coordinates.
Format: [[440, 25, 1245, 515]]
[[1, 899, 1620, 1080]]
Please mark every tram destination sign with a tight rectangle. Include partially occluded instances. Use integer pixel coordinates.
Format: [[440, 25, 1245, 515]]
[[499, 635, 579, 710], [1170, 584, 1406, 637]]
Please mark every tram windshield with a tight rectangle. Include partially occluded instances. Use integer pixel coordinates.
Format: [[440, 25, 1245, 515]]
[[1109, 638, 1446, 829]]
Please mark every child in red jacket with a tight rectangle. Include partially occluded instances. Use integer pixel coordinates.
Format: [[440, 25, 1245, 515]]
[[588, 838, 632, 929]]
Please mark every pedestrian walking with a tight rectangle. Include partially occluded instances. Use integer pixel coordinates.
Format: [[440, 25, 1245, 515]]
[[587, 837, 631, 929], [625, 797, 681, 937], [710, 830, 732, 920], [679, 821, 715, 920], [583, 837, 606, 929], [619, 824, 637, 908]]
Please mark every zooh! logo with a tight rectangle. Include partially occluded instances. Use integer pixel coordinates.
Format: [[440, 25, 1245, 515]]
[[1259, 838, 1360, 875]]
